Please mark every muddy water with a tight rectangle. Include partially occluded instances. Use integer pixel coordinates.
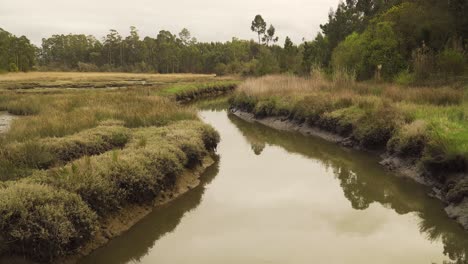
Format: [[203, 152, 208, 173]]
[[80, 109, 468, 264], [0, 112, 14, 134]]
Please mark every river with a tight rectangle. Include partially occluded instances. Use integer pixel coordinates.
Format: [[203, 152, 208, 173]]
[[80, 108, 468, 264]]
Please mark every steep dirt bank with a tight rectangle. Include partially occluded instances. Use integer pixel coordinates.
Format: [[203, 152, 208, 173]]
[[230, 108, 468, 230]]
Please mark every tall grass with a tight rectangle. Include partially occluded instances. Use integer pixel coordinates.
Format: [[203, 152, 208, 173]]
[[0, 90, 196, 141], [0, 73, 223, 262], [230, 75, 467, 175]]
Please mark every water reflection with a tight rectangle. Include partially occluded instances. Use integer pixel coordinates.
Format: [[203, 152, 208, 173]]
[[80, 109, 468, 264], [228, 113, 468, 264], [80, 160, 220, 264]]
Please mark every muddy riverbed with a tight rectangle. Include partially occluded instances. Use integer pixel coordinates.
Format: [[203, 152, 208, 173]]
[[77, 108, 468, 264]]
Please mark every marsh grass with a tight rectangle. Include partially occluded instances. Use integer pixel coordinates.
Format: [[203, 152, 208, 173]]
[[0, 126, 130, 174], [0, 115, 219, 263], [156, 80, 239, 102], [0, 73, 223, 262], [0, 91, 196, 141], [231, 75, 467, 175]]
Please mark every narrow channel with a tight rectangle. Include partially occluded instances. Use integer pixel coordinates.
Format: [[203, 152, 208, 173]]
[[80, 109, 468, 264]]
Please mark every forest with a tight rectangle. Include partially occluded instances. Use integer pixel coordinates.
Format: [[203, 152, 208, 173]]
[[0, 0, 467, 84]]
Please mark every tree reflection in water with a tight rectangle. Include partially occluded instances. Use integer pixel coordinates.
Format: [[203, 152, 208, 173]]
[[80, 159, 220, 264], [228, 113, 468, 264]]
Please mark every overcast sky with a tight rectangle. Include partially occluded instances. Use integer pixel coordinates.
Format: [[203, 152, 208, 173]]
[[1, 0, 339, 46]]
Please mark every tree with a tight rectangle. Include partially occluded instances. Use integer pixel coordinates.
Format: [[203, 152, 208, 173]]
[[103, 29, 122, 67], [284, 36, 293, 50], [302, 33, 330, 73], [179, 28, 197, 46], [0, 28, 36, 72], [262, 24, 279, 46], [251, 15, 267, 44]]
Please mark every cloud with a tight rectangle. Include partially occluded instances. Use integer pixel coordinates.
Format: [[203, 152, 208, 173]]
[[0, 0, 339, 45]]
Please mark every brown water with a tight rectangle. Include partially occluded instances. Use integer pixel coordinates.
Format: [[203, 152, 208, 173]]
[[0, 111, 14, 134], [80, 109, 468, 264]]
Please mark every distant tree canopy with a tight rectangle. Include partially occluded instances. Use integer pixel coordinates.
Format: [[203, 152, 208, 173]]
[[35, 25, 300, 76], [0, 1, 466, 80], [0, 28, 36, 72]]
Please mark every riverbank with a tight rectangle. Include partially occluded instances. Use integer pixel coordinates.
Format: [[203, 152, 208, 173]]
[[230, 108, 468, 229], [60, 155, 215, 264], [81, 108, 467, 264], [0, 73, 223, 263], [229, 75, 468, 229]]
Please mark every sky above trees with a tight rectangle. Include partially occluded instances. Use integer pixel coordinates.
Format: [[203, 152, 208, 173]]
[[1, 0, 339, 45]]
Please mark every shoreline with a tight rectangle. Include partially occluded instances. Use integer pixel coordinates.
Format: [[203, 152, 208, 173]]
[[64, 155, 216, 264], [229, 108, 468, 230], [1, 155, 216, 264]]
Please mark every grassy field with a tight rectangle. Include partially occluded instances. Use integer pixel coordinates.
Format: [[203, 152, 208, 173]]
[[230, 75, 467, 184], [0, 72, 225, 262]]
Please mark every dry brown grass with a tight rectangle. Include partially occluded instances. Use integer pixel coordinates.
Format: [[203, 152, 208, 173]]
[[237, 75, 328, 97], [0, 72, 215, 82]]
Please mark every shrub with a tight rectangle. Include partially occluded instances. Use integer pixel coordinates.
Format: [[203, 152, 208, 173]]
[[394, 70, 415, 86], [214, 63, 227, 76], [437, 49, 465, 78], [352, 102, 404, 148], [387, 120, 428, 157], [0, 182, 98, 262], [8, 63, 18, 72]]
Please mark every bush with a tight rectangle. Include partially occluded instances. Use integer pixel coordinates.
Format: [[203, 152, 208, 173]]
[[214, 63, 227, 76], [0, 182, 98, 262], [387, 120, 427, 157], [352, 102, 404, 148], [394, 70, 415, 86], [8, 63, 18, 72], [437, 49, 465, 77]]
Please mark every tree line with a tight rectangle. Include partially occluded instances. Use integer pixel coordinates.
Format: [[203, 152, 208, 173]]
[[35, 21, 301, 76], [1, 0, 466, 82]]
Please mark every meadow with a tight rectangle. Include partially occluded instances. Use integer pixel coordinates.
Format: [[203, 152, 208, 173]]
[[0, 72, 228, 262], [229, 74, 467, 200]]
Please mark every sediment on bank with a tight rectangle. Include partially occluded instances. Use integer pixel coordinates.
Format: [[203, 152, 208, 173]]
[[0, 120, 220, 263], [228, 75, 467, 228]]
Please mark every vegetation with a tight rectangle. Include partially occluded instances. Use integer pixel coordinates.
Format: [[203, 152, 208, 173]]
[[230, 75, 467, 178], [304, 0, 467, 83], [0, 28, 36, 72], [1, 0, 467, 82], [0, 73, 220, 262], [158, 80, 239, 102]]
